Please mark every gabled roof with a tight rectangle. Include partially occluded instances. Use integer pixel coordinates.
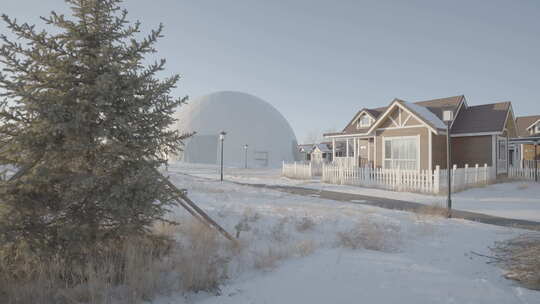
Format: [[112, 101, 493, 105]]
[[313, 143, 332, 153], [451, 102, 511, 134], [402, 101, 447, 130], [333, 95, 464, 137], [413, 95, 465, 121], [516, 115, 540, 137], [366, 99, 448, 135], [297, 144, 314, 153]]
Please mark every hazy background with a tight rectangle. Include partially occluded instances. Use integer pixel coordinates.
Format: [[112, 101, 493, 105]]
[[2, 0, 539, 143]]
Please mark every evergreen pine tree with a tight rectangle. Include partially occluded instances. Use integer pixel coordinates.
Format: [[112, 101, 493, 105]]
[[0, 0, 189, 260]]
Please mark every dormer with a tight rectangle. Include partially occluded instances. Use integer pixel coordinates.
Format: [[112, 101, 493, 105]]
[[527, 119, 540, 135], [356, 113, 374, 129]]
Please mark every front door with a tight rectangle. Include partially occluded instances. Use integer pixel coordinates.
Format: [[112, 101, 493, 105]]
[[497, 137, 508, 173]]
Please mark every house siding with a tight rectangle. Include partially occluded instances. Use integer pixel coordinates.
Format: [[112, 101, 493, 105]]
[[375, 127, 430, 170], [432, 134, 448, 169], [451, 135, 493, 167], [523, 144, 540, 161]]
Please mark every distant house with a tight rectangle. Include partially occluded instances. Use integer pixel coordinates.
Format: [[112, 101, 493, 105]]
[[516, 115, 540, 163], [297, 144, 314, 161], [324, 95, 517, 175]]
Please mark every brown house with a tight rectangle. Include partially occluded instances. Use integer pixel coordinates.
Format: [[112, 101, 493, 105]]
[[324, 95, 517, 174], [515, 115, 540, 162]]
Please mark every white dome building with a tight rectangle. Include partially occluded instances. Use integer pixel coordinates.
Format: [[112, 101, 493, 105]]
[[174, 91, 298, 168]]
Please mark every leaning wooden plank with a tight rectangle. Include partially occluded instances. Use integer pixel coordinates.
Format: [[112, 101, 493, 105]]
[[151, 167, 237, 243]]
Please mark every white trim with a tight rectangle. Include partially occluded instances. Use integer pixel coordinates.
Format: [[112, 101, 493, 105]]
[[332, 138, 336, 160], [374, 135, 377, 168], [377, 125, 424, 131], [449, 96, 466, 129], [451, 131, 502, 138], [388, 116, 399, 128], [324, 133, 370, 139], [366, 100, 439, 135], [402, 112, 413, 126], [526, 119, 540, 131], [428, 130, 433, 171], [492, 135, 497, 175]]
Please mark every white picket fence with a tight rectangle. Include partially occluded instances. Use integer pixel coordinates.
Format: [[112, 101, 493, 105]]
[[508, 166, 540, 181], [282, 161, 498, 194], [321, 163, 495, 194], [438, 164, 495, 193], [282, 162, 313, 179], [322, 165, 438, 194]]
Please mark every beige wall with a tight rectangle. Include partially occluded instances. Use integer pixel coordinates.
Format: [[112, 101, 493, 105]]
[[523, 143, 540, 161], [374, 127, 430, 170], [451, 135, 493, 167]]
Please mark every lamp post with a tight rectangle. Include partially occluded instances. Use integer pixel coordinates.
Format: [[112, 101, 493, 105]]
[[443, 110, 454, 218], [219, 131, 226, 182], [243, 144, 248, 169]]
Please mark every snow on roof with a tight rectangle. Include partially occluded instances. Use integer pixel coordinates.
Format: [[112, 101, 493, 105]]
[[402, 101, 447, 130], [314, 143, 331, 153]]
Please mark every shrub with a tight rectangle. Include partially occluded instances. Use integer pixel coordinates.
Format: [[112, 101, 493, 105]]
[[296, 240, 317, 257], [492, 233, 540, 290], [337, 218, 401, 252], [295, 216, 316, 232], [416, 203, 450, 219]]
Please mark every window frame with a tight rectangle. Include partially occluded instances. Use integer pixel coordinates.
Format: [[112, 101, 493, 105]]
[[382, 135, 420, 171], [356, 114, 372, 129]]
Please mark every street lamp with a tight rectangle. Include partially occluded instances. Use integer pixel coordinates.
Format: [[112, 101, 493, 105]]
[[443, 110, 454, 218], [243, 144, 248, 169], [219, 131, 226, 181]]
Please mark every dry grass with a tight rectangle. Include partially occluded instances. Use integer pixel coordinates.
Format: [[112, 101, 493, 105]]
[[271, 217, 291, 242], [492, 233, 540, 290], [416, 203, 450, 219], [517, 183, 529, 190], [253, 247, 289, 270], [295, 216, 316, 232], [296, 240, 317, 257], [0, 219, 232, 304], [337, 218, 401, 252]]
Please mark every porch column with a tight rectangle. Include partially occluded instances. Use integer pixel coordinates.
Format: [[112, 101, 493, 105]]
[[346, 138, 350, 158], [332, 138, 336, 161], [353, 138, 358, 160]]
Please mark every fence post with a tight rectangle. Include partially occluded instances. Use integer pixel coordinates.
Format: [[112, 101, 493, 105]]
[[434, 165, 440, 194], [464, 164, 469, 187]]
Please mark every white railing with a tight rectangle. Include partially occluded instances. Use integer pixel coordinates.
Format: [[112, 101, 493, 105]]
[[521, 160, 540, 169], [509, 166, 540, 181], [332, 157, 356, 167], [282, 161, 313, 180], [321, 163, 495, 194]]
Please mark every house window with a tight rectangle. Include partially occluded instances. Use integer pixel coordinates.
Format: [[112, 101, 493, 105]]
[[383, 136, 418, 170], [357, 115, 372, 129], [535, 123, 540, 134]]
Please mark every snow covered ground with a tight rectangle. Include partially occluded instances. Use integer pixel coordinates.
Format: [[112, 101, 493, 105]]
[[169, 162, 540, 222], [153, 163, 540, 303]]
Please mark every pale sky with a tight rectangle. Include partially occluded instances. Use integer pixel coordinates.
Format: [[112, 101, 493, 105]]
[[2, 0, 539, 142]]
